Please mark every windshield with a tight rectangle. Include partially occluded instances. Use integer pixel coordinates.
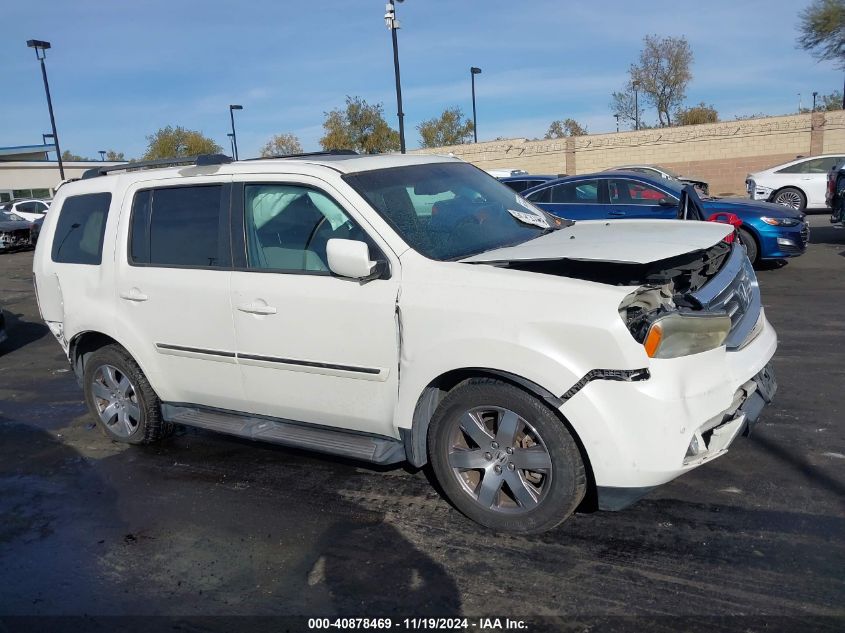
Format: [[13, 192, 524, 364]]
[[0, 211, 25, 222], [656, 165, 682, 179], [344, 162, 559, 260]]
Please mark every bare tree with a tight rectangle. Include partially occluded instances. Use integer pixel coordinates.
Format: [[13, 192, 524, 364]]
[[615, 35, 693, 127], [610, 85, 645, 129]]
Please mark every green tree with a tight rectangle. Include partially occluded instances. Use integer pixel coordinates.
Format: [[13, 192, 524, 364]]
[[417, 106, 474, 147], [798, 0, 845, 68], [614, 35, 693, 127], [61, 150, 89, 161], [675, 102, 719, 125], [142, 126, 222, 160], [105, 150, 125, 161], [320, 96, 400, 153], [260, 133, 303, 157], [544, 118, 588, 138]]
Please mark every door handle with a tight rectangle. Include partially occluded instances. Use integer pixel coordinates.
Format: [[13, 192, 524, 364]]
[[608, 210, 626, 216], [237, 302, 277, 315], [119, 288, 148, 302]]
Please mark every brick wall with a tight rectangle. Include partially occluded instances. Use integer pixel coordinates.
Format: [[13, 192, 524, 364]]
[[412, 112, 845, 196]]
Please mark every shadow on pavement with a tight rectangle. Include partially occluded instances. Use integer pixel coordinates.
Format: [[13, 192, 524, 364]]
[[0, 312, 48, 355]]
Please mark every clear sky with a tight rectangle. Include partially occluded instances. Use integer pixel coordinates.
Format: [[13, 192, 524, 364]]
[[1, 0, 841, 160]]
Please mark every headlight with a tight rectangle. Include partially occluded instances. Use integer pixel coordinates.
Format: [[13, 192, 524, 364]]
[[761, 216, 799, 226], [643, 313, 731, 359]]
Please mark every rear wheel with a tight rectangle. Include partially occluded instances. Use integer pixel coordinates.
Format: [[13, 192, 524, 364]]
[[772, 187, 806, 211], [738, 227, 759, 264], [428, 378, 586, 533], [83, 345, 171, 444]]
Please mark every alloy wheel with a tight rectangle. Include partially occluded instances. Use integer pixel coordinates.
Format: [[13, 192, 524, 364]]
[[91, 364, 141, 438], [773, 190, 803, 210], [447, 406, 553, 513]]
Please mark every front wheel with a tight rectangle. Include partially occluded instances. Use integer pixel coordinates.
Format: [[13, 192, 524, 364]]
[[738, 227, 759, 265], [428, 378, 586, 534], [772, 187, 806, 211]]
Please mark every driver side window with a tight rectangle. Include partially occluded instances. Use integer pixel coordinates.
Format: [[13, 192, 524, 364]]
[[244, 184, 361, 273]]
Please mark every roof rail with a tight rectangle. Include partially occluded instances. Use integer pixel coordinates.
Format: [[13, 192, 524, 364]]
[[81, 153, 232, 179], [244, 149, 359, 161]]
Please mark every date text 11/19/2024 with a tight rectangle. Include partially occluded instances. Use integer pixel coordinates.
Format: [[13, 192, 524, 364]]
[[308, 618, 529, 630]]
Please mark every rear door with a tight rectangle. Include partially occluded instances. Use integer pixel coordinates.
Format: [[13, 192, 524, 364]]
[[114, 177, 245, 411], [801, 157, 845, 207], [524, 179, 602, 220], [605, 177, 678, 219], [228, 175, 400, 437]]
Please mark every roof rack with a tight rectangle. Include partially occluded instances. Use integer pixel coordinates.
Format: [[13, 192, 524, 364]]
[[244, 149, 359, 161], [81, 153, 232, 179]]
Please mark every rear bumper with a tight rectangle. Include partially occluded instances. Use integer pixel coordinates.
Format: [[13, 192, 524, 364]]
[[597, 362, 777, 510]]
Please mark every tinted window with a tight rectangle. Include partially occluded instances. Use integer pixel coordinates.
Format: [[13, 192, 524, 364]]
[[17, 202, 37, 213], [51, 193, 112, 265], [805, 157, 841, 173], [244, 184, 365, 272], [524, 186, 551, 203], [776, 161, 808, 174], [503, 180, 529, 193], [130, 185, 228, 268], [550, 180, 599, 203], [608, 179, 674, 205]]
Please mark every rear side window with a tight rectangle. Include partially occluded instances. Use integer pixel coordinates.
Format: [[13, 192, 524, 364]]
[[51, 192, 112, 265], [129, 185, 229, 268]]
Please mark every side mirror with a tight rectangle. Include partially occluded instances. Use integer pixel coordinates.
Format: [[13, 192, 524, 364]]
[[657, 197, 677, 207], [326, 239, 382, 280]]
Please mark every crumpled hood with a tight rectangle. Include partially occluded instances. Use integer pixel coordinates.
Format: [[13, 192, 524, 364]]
[[460, 219, 732, 265]]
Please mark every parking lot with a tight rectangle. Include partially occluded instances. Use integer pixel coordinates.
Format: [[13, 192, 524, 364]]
[[0, 214, 843, 625]]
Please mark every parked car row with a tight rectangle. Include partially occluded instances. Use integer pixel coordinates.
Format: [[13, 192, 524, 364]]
[[498, 169, 807, 264], [0, 199, 49, 252]]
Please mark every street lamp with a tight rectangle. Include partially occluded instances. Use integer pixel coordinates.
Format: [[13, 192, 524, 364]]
[[99, 150, 106, 161], [384, 0, 406, 153], [632, 80, 640, 131], [227, 133, 235, 158], [229, 104, 243, 160], [470, 67, 482, 143], [812, 91, 818, 112], [614, 113, 620, 133], [27, 39, 64, 180]]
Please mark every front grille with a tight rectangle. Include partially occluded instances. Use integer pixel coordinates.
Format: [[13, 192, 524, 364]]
[[800, 223, 809, 245], [692, 244, 761, 350]]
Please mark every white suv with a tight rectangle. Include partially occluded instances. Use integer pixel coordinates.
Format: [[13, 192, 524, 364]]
[[746, 154, 845, 211], [33, 152, 778, 533]]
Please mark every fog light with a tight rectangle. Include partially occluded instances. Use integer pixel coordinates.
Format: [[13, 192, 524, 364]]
[[777, 237, 796, 247]]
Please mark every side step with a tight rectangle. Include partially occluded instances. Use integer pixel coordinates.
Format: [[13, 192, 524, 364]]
[[161, 404, 406, 465]]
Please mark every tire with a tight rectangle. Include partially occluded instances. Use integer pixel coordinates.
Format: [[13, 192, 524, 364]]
[[738, 227, 759, 265], [428, 378, 586, 534], [772, 187, 806, 211], [82, 344, 171, 444]]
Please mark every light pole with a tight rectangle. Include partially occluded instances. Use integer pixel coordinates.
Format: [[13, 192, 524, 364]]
[[384, 0, 406, 153], [798, 92, 802, 113], [632, 80, 640, 131], [227, 133, 235, 158], [99, 150, 106, 161], [812, 91, 818, 112], [229, 104, 243, 160], [27, 39, 64, 180], [614, 113, 620, 133], [470, 67, 482, 143]]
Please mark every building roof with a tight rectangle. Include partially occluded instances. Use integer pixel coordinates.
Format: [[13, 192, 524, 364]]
[[0, 144, 56, 161]]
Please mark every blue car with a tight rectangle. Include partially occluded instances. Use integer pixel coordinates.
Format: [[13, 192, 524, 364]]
[[522, 171, 808, 264], [498, 174, 559, 193]]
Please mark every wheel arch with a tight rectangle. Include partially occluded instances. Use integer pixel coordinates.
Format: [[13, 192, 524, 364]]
[[402, 367, 597, 508], [68, 330, 149, 387]]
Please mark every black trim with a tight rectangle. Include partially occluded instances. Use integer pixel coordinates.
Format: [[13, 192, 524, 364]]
[[237, 352, 380, 375], [82, 154, 231, 179], [560, 368, 650, 401], [155, 343, 235, 358], [597, 485, 656, 510], [155, 343, 381, 376]]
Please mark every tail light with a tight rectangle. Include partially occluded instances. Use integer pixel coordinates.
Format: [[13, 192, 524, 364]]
[[707, 212, 742, 244]]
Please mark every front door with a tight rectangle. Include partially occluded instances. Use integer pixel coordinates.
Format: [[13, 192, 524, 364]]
[[229, 176, 400, 437], [605, 178, 678, 219]]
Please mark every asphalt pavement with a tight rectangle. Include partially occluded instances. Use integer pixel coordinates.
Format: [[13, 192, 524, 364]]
[[0, 216, 843, 629]]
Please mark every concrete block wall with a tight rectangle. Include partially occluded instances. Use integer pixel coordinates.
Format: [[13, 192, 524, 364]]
[[414, 112, 845, 196]]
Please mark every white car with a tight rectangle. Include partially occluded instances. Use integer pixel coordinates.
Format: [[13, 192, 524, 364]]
[[746, 154, 845, 211], [1, 199, 50, 222], [33, 152, 777, 533]]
